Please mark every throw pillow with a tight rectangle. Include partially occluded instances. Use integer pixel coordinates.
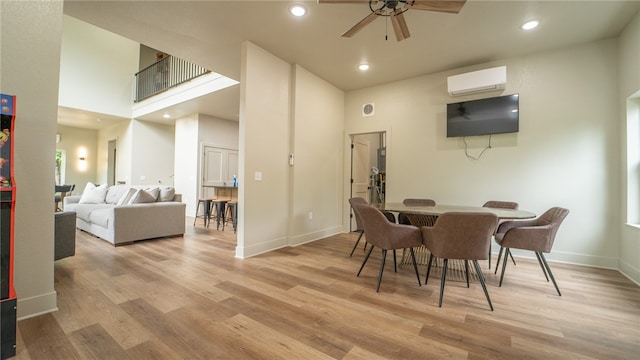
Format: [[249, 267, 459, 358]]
[[78, 183, 108, 204], [158, 187, 175, 202], [128, 189, 157, 204], [116, 188, 137, 206], [144, 187, 160, 201]]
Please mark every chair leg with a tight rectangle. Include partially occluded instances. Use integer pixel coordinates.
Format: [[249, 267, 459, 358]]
[[494, 247, 505, 274], [409, 248, 421, 287], [534, 251, 550, 281], [425, 254, 434, 284], [349, 231, 364, 257], [509, 251, 517, 266], [438, 259, 448, 307], [393, 249, 397, 273], [539, 252, 561, 296], [473, 260, 494, 311], [357, 245, 375, 277], [464, 260, 470, 288], [499, 248, 511, 287], [488, 244, 492, 269], [376, 249, 387, 293]]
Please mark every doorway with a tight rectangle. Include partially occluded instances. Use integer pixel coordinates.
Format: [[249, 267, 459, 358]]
[[350, 132, 387, 229], [107, 139, 117, 186]]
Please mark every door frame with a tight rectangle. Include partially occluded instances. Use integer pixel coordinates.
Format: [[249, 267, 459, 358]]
[[344, 127, 391, 232]]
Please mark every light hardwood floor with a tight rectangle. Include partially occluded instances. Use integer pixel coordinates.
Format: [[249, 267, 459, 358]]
[[14, 219, 640, 359]]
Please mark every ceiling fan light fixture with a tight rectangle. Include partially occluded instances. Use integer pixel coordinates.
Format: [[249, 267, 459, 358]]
[[289, 4, 307, 17], [521, 20, 540, 30]]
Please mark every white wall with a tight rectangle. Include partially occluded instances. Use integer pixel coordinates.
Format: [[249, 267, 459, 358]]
[[130, 120, 175, 185], [97, 121, 132, 185], [290, 65, 344, 245], [1, 0, 63, 318], [58, 15, 139, 118], [174, 115, 199, 216], [618, 11, 640, 284], [345, 38, 621, 269], [237, 42, 292, 257], [56, 125, 99, 189]]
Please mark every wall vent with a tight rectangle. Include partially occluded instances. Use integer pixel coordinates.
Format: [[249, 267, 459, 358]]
[[362, 103, 375, 117]]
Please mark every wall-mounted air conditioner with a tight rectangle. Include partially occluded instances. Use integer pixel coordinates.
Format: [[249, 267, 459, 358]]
[[447, 66, 507, 96]]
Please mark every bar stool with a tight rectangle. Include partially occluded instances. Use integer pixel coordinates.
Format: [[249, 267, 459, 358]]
[[194, 198, 213, 227], [225, 201, 237, 233], [211, 200, 228, 230]]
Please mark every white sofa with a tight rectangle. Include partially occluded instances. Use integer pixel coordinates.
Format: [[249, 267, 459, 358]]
[[64, 183, 186, 246]]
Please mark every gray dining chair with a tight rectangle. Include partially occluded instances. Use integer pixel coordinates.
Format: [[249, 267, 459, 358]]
[[421, 212, 498, 310], [348, 197, 397, 256], [482, 200, 519, 269], [494, 207, 569, 296], [398, 198, 437, 227], [353, 203, 422, 292], [348, 197, 367, 257]]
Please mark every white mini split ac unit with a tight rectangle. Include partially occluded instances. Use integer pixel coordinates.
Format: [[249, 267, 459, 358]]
[[447, 66, 507, 96]]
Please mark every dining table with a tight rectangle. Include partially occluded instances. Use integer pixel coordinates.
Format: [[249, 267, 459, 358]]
[[372, 202, 537, 279], [376, 202, 536, 221]]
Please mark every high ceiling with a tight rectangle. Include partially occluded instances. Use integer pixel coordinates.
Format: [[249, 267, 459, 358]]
[[60, 0, 640, 127]]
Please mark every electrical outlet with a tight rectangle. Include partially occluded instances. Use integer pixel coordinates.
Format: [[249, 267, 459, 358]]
[[308, 212, 313, 220]]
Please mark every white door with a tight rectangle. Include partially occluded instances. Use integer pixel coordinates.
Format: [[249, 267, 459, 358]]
[[352, 136, 371, 203]]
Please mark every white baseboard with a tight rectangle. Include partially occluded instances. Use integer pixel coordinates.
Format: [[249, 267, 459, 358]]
[[17, 291, 58, 320], [618, 259, 640, 286], [288, 226, 343, 247]]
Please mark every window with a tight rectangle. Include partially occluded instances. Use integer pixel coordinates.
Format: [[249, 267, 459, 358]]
[[627, 95, 640, 225], [55, 150, 66, 185]]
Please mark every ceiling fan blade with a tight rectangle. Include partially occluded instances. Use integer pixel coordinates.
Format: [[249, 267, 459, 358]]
[[390, 9, 410, 41], [341, 10, 382, 38], [406, 0, 467, 14]]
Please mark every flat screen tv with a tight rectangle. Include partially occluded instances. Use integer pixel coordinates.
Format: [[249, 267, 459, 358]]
[[446, 94, 519, 137]]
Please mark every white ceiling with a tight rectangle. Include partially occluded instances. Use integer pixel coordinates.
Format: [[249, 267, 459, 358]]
[[60, 0, 640, 128]]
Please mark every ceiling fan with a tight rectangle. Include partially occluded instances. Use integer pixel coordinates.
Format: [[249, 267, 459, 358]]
[[319, 0, 467, 41]]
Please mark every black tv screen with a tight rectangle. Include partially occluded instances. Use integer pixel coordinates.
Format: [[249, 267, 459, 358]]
[[446, 94, 519, 137]]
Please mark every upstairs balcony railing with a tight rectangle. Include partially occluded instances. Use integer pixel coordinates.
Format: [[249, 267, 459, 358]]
[[134, 55, 211, 102]]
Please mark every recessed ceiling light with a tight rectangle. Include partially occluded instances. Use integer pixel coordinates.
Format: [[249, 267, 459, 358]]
[[359, 64, 370, 71], [163, 113, 170, 119], [289, 4, 307, 17], [522, 20, 539, 30]]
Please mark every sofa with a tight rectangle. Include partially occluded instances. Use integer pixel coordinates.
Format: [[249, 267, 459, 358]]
[[64, 183, 186, 246]]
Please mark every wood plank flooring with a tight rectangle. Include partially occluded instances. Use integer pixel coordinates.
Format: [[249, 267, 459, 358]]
[[14, 220, 640, 359]]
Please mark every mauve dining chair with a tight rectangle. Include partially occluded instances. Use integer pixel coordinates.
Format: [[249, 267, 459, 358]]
[[482, 200, 519, 269]]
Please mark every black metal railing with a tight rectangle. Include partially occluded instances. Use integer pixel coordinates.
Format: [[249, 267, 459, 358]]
[[134, 55, 211, 102]]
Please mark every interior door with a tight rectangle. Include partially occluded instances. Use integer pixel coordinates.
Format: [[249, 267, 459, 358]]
[[352, 136, 371, 203]]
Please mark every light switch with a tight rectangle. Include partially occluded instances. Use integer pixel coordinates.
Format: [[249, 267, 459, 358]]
[[254, 171, 262, 181]]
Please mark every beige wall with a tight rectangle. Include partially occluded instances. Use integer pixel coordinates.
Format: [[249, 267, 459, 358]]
[[237, 42, 292, 257], [345, 38, 621, 269], [58, 15, 139, 118], [97, 120, 131, 185], [289, 65, 344, 245], [174, 115, 200, 215], [618, 11, 640, 284], [130, 120, 175, 185], [1, 1, 63, 318], [55, 125, 99, 191]]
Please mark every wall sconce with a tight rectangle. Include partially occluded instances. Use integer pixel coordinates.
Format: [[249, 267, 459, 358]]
[[77, 147, 88, 172]]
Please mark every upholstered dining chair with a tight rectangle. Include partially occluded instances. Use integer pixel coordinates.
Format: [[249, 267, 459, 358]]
[[353, 203, 422, 292], [398, 198, 437, 226], [482, 200, 519, 269], [348, 197, 367, 257], [494, 207, 569, 296], [421, 212, 498, 310], [349, 198, 398, 256], [54, 184, 75, 212]]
